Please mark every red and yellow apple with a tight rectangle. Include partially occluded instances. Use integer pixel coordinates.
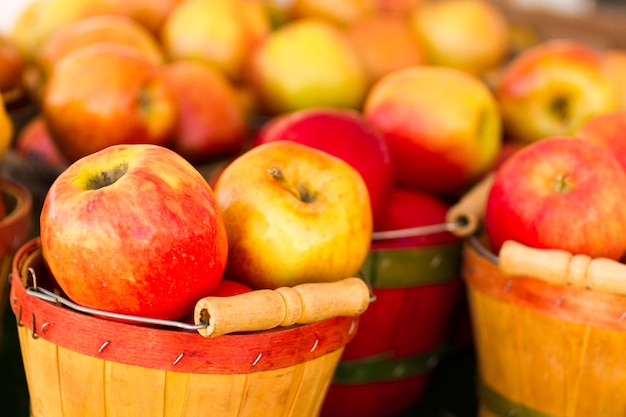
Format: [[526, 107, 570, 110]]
[[0, 34, 25, 101], [13, 116, 69, 172], [253, 107, 394, 229], [576, 110, 626, 171], [100, 0, 181, 35], [485, 136, 626, 260], [603, 49, 626, 111], [161, 60, 248, 163], [214, 141, 373, 289], [364, 65, 502, 197], [409, 0, 509, 77], [42, 42, 176, 162], [40, 144, 229, 320], [161, 0, 271, 81], [345, 13, 426, 86], [247, 18, 369, 115], [495, 39, 617, 144], [35, 14, 164, 78]]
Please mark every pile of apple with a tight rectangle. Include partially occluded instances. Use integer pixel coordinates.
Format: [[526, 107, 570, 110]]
[[4, 0, 626, 321]]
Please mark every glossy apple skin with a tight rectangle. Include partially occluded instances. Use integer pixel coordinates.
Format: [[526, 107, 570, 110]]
[[247, 18, 369, 115], [364, 65, 501, 198], [577, 111, 626, 171], [42, 42, 176, 162], [214, 141, 373, 289], [161, 60, 248, 163], [409, 0, 509, 77], [495, 39, 617, 144], [40, 144, 228, 320], [253, 107, 393, 229], [485, 137, 626, 260]]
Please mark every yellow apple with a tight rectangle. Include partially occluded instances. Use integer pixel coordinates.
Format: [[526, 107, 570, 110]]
[[10, 0, 115, 61], [247, 18, 369, 115], [495, 39, 618, 144], [213, 141, 373, 289], [42, 42, 176, 162], [345, 12, 426, 86], [161, 0, 271, 81], [409, 0, 510, 77], [99, 0, 182, 34], [289, 0, 376, 26], [603, 49, 626, 111]]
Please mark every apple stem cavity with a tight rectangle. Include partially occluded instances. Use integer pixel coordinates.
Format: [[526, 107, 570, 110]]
[[86, 162, 129, 190], [268, 167, 315, 203], [550, 96, 570, 123], [551, 173, 573, 194]]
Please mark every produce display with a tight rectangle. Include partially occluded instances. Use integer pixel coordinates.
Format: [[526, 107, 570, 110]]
[[3, 0, 626, 416]]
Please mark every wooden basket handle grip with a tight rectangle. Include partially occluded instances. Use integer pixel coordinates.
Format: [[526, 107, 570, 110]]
[[194, 277, 370, 337], [446, 173, 494, 237], [499, 240, 626, 295]]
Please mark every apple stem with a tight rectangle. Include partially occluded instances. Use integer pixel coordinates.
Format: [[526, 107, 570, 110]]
[[268, 167, 314, 203]]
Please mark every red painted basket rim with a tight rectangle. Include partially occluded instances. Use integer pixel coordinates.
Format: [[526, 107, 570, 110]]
[[11, 238, 358, 374], [464, 235, 626, 333]]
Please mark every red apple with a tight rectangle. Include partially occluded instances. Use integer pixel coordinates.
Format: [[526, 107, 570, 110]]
[[42, 42, 177, 162], [13, 116, 69, 172], [0, 33, 25, 99], [495, 39, 617, 144], [214, 141, 373, 289], [39, 144, 229, 320], [253, 107, 394, 229], [364, 65, 502, 197], [372, 187, 460, 249], [211, 279, 253, 297], [576, 110, 626, 171], [160, 60, 248, 163], [485, 136, 626, 260]]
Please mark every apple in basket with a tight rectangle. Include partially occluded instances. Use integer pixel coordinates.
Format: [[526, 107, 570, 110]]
[[252, 107, 394, 230], [213, 140, 373, 290], [485, 136, 626, 260], [576, 110, 626, 171], [39, 144, 229, 320]]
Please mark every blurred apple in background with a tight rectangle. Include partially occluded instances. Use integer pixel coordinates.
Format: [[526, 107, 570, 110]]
[[603, 49, 626, 111], [495, 39, 617, 144], [40, 144, 229, 320], [13, 115, 69, 172], [373, 0, 421, 14], [102, 0, 181, 35], [10, 0, 115, 61], [345, 13, 426, 86], [35, 14, 163, 77], [247, 18, 369, 115], [253, 107, 394, 229], [288, 0, 376, 26], [0, 33, 25, 103], [364, 65, 502, 198], [214, 141, 373, 290], [42, 42, 176, 162], [161, 60, 248, 164], [409, 0, 509, 77], [485, 136, 626, 260], [576, 110, 626, 171], [0, 94, 12, 159], [161, 0, 271, 82]]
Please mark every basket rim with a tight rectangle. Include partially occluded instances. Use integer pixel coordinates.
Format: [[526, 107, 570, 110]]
[[463, 236, 626, 332], [11, 238, 358, 374]]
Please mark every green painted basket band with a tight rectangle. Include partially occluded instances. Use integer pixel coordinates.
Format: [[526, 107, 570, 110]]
[[363, 243, 462, 289], [332, 349, 441, 385], [480, 380, 560, 417]]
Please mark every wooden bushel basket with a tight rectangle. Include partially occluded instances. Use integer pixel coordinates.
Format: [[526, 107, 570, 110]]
[[10, 238, 371, 417], [452, 174, 626, 417], [0, 178, 32, 339]]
